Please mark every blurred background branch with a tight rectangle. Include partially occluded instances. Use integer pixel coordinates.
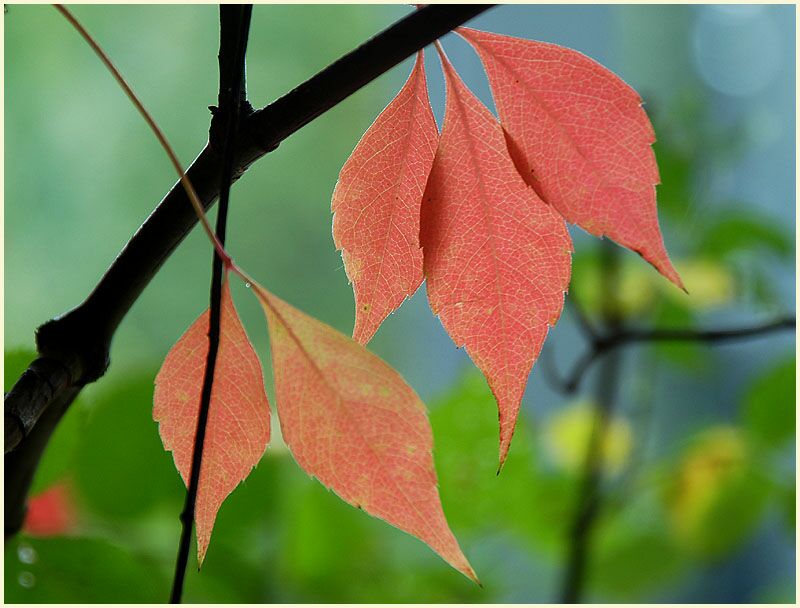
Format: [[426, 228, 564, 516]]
[[561, 241, 624, 603], [546, 310, 795, 396]]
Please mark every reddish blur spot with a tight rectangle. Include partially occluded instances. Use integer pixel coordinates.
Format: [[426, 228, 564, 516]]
[[23, 483, 77, 537]]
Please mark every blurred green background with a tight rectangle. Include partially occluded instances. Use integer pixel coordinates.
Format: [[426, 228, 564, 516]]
[[5, 4, 795, 603]]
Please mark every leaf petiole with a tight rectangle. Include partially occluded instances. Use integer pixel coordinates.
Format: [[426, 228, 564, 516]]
[[53, 4, 232, 268]]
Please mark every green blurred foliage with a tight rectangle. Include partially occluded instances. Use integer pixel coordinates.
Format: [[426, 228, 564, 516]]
[[781, 484, 796, 532], [649, 299, 708, 370], [743, 355, 795, 447], [5, 350, 37, 392], [698, 209, 794, 262], [431, 372, 571, 556], [588, 505, 682, 597], [560, 75, 794, 594], [73, 371, 183, 520], [5, 537, 166, 603], [4, 364, 795, 602]]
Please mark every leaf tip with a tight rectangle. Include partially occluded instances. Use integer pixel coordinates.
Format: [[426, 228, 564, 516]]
[[634, 242, 686, 294], [658, 258, 687, 294], [465, 564, 482, 587], [497, 414, 516, 471], [197, 539, 208, 569], [449, 551, 481, 586], [352, 304, 377, 345], [497, 448, 510, 475]]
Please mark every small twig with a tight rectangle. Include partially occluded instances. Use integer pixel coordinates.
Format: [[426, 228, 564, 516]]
[[548, 315, 795, 395], [169, 5, 251, 604], [612, 317, 795, 345]]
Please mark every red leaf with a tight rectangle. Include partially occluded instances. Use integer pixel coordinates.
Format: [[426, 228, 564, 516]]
[[23, 482, 77, 537], [459, 27, 683, 290], [252, 282, 477, 582], [154, 276, 270, 564], [421, 46, 572, 466], [332, 51, 439, 344]]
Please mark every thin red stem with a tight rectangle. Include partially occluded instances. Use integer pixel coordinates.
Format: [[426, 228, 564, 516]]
[[53, 4, 231, 267]]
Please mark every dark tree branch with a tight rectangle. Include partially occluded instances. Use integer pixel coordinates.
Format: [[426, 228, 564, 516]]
[[561, 241, 623, 603], [170, 6, 251, 603], [549, 315, 795, 395], [242, 5, 490, 152], [4, 357, 72, 452], [4, 4, 492, 537], [5, 385, 81, 539]]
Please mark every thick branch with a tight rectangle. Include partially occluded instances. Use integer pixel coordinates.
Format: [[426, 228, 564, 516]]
[[4, 4, 491, 536], [4, 357, 72, 450], [243, 5, 491, 151], [5, 385, 80, 538]]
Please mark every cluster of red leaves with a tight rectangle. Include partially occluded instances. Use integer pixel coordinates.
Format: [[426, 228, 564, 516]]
[[154, 27, 680, 580], [334, 31, 682, 464]]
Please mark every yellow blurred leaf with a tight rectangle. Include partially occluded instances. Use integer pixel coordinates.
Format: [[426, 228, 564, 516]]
[[572, 256, 657, 319], [665, 259, 736, 310], [543, 400, 633, 475], [663, 426, 767, 557]]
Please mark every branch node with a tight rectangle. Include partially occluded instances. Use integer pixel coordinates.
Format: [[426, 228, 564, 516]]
[[210, 100, 263, 159], [35, 308, 111, 385]]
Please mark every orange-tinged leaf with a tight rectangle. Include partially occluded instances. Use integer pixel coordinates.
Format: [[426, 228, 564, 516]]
[[252, 282, 477, 583], [332, 51, 439, 344], [421, 47, 572, 466], [459, 27, 683, 290], [154, 277, 270, 564]]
